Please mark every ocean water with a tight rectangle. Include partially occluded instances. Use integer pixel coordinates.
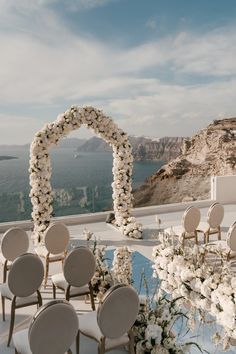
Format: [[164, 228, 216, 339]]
[[0, 146, 163, 222]]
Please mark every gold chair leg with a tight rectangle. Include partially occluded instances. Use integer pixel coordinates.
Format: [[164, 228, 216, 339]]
[[44, 258, 49, 288], [194, 231, 198, 245], [128, 330, 135, 354], [7, 297, 16, 346], [3, 260, 8, 283], [98, 337, 105, 354], [53, 283, 56, 299], [1, 296, 5, 321], [37, 290, 42, 308], [76, 331, 80, 354], [218, 226, 221, 240], [89, 282, 95, 311]]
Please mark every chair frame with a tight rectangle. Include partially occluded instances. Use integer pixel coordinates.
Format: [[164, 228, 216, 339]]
[[198, 203, 224, 243], [1, 227, 29, 283], [1, 253, 44, 346], [52, 247, 96, 311], [36, 222, 69, 288], [5, 290, 42, 347], [205, 222, 236, 262], [78, 284, 139, 354], [180, 206, 200, 247], [44, 250, 67, 288], [14, 300, 79, 354]]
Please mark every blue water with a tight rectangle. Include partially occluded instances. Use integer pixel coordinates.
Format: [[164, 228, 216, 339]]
[[0, 147, 163, 222], [106, 249, 157, 295]]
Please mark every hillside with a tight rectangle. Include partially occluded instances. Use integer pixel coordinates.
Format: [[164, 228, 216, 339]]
[[134, 118, 236, 206], [78, 136, 185, 162]]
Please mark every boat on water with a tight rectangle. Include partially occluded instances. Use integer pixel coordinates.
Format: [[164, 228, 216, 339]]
[[74, 153, 82, 158]]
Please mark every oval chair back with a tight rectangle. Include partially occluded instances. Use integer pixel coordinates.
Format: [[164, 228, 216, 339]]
[[44, 223, 69, 255], [227, 222, 236, 252], [8, 253, 44, 297], [97, 284, 139, 339], [207, 202, 224, 229], [63, 246, 96, 287], [29, 300, 78, 354], [182, 206, 200, 233], [1, 228, 29, 262]]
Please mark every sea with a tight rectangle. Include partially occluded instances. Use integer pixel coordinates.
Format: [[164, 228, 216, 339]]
[[0, 146, 163, 223]]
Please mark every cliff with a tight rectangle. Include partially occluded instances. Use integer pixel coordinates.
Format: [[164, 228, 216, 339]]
[[134, 118, 236, 206], [78, 136, 184, 162]]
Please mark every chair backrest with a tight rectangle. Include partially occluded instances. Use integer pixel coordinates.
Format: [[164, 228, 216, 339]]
[[8, 253, 44, 297], [44, 223, 69, 255], [63, 246, 96, 287], [1, 227, 29, 261], [182, 206, 200, 233], [97, 284, 139, 339], [29, 300, 78, 354], [227, 222, 236, 252], [207, 202, 224, 229]]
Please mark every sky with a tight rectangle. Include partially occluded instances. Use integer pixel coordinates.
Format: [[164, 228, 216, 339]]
[[1, 0, 236, 144]]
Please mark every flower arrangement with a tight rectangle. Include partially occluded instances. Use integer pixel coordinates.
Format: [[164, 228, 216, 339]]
[[133, 290, 201, 354], [152, 233, 236, 347], [29, 106, 142, 244], [89, 238, 114, 302], [111, 246, 133, 285]]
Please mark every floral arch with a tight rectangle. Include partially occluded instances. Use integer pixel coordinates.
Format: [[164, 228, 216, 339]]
[[29, 106, 142, 244]]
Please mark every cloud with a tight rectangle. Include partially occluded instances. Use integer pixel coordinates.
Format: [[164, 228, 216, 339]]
[[0, 114, 46, 145], [146, 18, 158, 30], [91, 79, 236, 138], [1, 1, 236, 143], [0, 0, 115, 13]]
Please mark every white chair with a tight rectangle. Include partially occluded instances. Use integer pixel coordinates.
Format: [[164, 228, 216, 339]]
[[0, 227, 29, 283], [13, 300, 79, 354], [35, 222, 70, 287], [51, 246, 96, 311], [165, 206, 201, 247], [78, 284, 139, 354], [0, 253, 44, 346], [207, 222, 236, 261], [197, 202, 224, 243]]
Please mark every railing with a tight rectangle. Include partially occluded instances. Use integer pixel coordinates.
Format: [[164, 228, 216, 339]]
[[0, 174, 235, 233]]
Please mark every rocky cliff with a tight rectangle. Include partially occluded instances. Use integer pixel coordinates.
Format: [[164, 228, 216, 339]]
[[132, 136, 184, 161], [79, 136, 184, 162], [134, 118, 236, 206]]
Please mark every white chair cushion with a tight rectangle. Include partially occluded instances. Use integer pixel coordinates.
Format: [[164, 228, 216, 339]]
[[79, 311, 129, 350], [13, 329, 31, 354], [0, 284, 39, 306], [35, 247, 65, 261], [51, 273, 90, 296]]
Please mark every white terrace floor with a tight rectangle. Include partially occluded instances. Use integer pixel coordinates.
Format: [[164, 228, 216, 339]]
[[0, 203, 236, 354]]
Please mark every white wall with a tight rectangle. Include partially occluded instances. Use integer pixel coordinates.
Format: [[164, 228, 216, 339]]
[[211, 175, 236, 204]]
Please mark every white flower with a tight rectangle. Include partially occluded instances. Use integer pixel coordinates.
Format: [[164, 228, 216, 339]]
[[29, 106, 143, 243], [145, 324, 162, 343]]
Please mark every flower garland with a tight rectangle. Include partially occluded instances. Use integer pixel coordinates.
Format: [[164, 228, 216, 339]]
[[29, 106, 142, 243], [111, 246, 133, 285], [152, 234, 236, 347]]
